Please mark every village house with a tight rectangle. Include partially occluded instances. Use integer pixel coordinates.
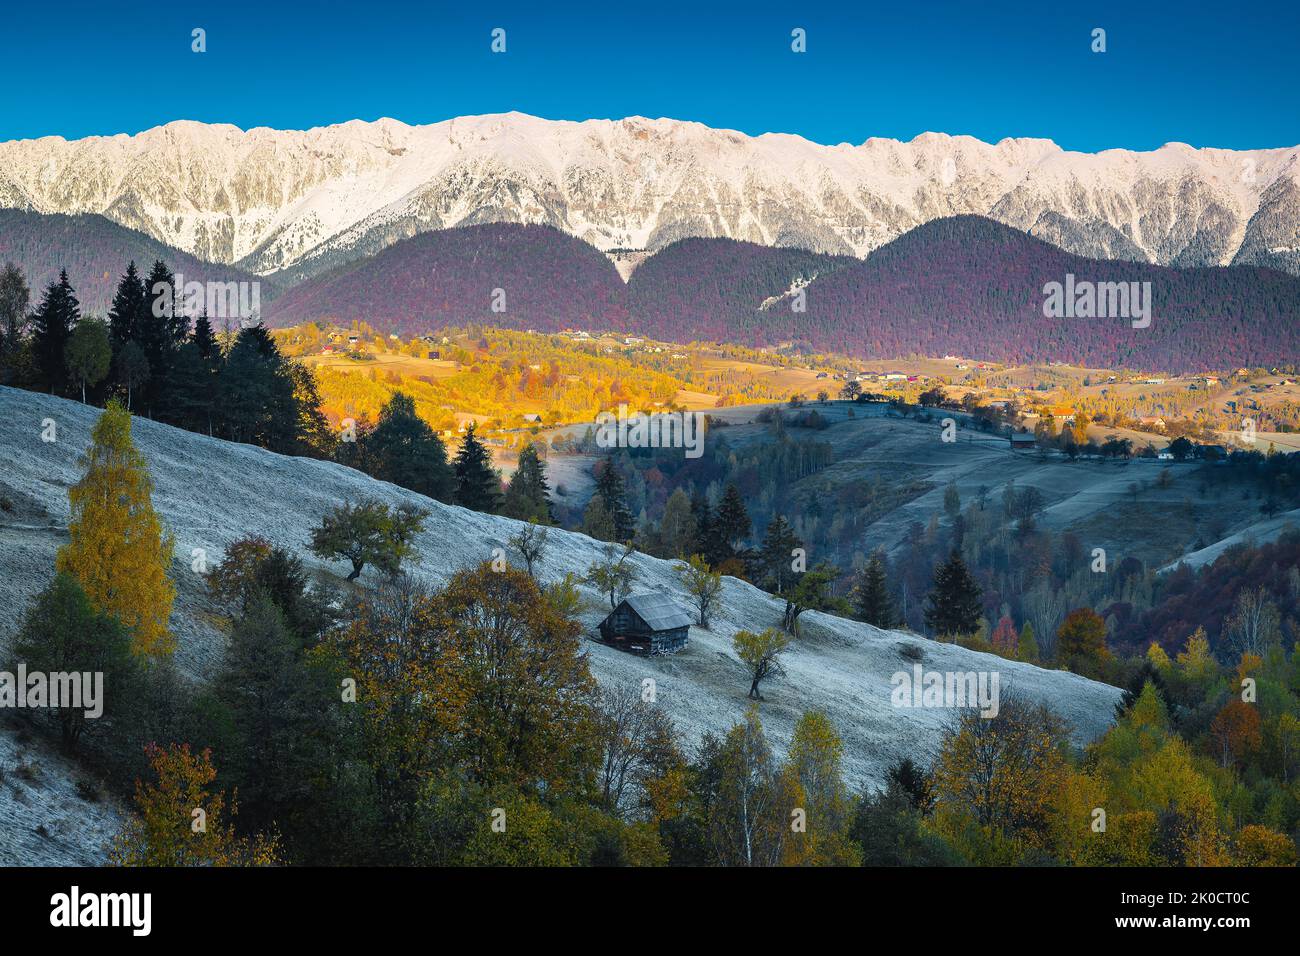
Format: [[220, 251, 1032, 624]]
[[598, 592, 691, 656]]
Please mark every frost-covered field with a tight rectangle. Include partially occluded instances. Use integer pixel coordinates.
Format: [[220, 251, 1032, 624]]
[[0, 386, 1122, 863]]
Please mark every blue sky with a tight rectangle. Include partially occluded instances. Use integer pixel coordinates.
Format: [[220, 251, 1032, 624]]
[[1, 0, 1295, 150]]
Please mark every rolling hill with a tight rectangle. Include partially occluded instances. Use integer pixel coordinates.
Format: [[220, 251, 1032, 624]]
[[0, 386, 1122, 861]]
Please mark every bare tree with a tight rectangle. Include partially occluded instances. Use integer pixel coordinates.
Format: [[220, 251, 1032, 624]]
[[1022, 583, 1066, 661], [507, 520, 549, 578], [1223, 586, 1281, 657], [592, 682, 679, 813]]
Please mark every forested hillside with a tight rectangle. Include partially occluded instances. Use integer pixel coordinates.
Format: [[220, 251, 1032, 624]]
[[0, 210, 270, 315]]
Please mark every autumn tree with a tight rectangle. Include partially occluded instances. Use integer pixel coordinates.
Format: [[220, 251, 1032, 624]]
[[1222, 586, 1281, 658], [205, 534, 333, 646], [786, 710, 860, 865], [109, 743, 280, 866], [932, 693, 1068, 862], [1209, 699, 1262, 768], [308, 499, 426, 581], [733, 627, 791, 700], [56, 400, 176, 656], [592, 681, 681, 814], [780, 561, 841, 635], [657, 488, 696, 559], [1235, 825, 1298, 866], [328, 574, 451, 859], [1016, 621, 1039, 663], [990, 615, 1018, 655], [428, 563, 599, 793], [1056, 607, 1109, 673], [707, 707, 801, 866], [676, 554, 722, 628]]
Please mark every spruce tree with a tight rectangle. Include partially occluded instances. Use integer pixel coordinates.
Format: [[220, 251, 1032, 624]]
[[503, 442, 552, 523], [364, 392, 453, 502], [690, 492, 714, 557], [759, 515, 801, 593], [219, 324, 298, 452], [452, 423, 502, 513], [139, 260, 179, 412], [108, 261, 146, 349], [714, 483, 752, 557], [213, 592, 326, 836], [853, 552, 897, 628], [29, 270, 80, 394], [594, 460, 634, 541], [192, 312, 218, 361], [922, 550, 983, 639], [165, 311, 222, 432]]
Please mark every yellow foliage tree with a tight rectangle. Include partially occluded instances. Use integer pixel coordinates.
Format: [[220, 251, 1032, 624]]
[[1235, 824, 1298, 866], [56, 400, 176, 656], [109, 743, 280, 866], [1175, 627, 1218, 685]]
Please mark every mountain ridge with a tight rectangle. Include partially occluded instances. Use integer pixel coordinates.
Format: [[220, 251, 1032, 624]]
[[2, 112, 1295, 280]]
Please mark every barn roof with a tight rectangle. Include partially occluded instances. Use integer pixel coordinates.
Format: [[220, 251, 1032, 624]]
[[620, 591, 692, 631]]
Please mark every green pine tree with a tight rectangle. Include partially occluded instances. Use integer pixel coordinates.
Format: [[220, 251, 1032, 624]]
[[853, 552, 897, 628], [30, 270, 80, 394], [503, 442, 552, 523], [923, 550, 983, 638], [594, 460, 634, 541], [759, 514, 801, 593], [714, 483, 752, 558], [108, 261, 146, 350], [453, 423, 502, 513], [364, 392, 453, 502]]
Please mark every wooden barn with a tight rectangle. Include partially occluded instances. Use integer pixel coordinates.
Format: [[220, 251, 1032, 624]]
[[598, 592, 691, 656]]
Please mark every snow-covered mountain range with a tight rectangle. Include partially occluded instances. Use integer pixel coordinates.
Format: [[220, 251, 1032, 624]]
[[1, 112, 1297, 280]]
